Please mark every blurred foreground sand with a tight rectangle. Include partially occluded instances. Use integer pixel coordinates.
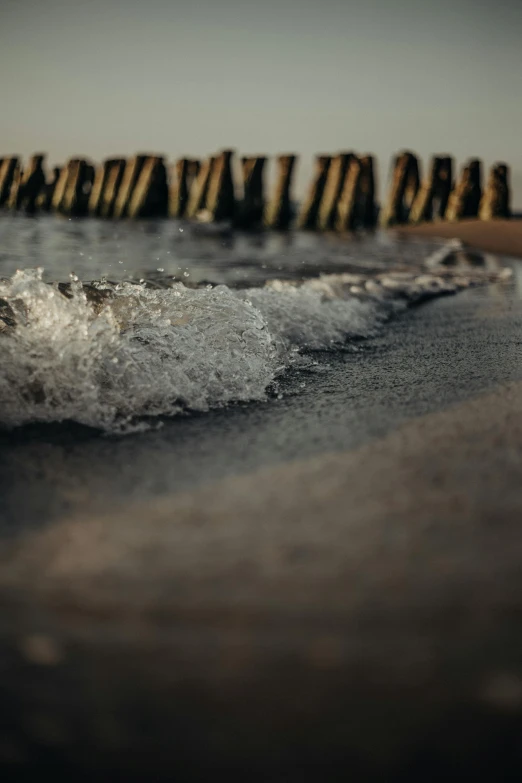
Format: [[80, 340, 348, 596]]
[[2, 381, 522, 778]]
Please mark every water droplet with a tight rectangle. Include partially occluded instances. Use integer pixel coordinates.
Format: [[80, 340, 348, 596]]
[[179, 228, 184, 233], [183, 272, 189, 277], [157, 268, 164, 272]]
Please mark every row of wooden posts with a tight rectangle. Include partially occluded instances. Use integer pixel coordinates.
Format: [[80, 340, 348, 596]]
[[0, 150, 511, 230]]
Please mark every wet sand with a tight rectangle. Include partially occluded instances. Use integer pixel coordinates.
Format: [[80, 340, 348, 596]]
[[2, 380, 522, 780], [396, 218, 522, 259]]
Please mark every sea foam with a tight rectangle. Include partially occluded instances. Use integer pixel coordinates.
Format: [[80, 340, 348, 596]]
[[0, 246, 510, 433]]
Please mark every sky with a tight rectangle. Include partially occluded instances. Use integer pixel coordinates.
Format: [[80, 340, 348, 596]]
[[1, 0, 522, 206]]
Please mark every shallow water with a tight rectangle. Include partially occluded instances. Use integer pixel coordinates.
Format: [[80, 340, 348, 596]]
[[0, 215, 509, 434], [0, 215, 521, 531], [0, 213, 460, 286], [2, 275, 522, 534]]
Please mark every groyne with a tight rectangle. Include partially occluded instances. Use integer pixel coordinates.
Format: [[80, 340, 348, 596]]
[[0, 149, 512, 230]]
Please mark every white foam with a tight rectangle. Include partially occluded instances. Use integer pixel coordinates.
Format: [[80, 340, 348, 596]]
[[0, 249, 509, 433]]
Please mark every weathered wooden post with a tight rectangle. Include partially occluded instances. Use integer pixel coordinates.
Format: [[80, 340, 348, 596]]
[[337, 154, 377, 231], [357, 155, 377, 228], [169, 158, 190, 218], [409, 156, 453, 224], [112, 155, 147, 219], [36, 166, 61, 212], [205, 149, 236, 222], [88, 164, 107, 216], [56, 159, 93, 216], [6, 163, 23, 210], [297, 155, 331, 230], [79, 164, 95, 215], [317, 152, 353, 230], [128, 156, 169, 218], [186, 156, 216, 219], [89, 159, 125, 217], [445, 159, 482, 221], [17, 155, 46, 214], [235, 156, 265, 228], [51, 165, 70, 212], [479, 163, 510, 220], [6, 165, 23, 210], [187, 159, 200, 187], [264, 154, 297, 230], [336, 156, 362, 231], [98, 159, 126, 218], [380, 151, 420, 227], [0, 157, 19, 207]]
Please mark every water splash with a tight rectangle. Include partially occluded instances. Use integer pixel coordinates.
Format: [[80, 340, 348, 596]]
[[0, 248, 511, 434]]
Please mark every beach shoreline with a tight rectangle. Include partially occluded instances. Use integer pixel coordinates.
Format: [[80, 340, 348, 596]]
[[1, 224, 522, 779], [394, 217, 522, 259], [2, 262, 522, 778]]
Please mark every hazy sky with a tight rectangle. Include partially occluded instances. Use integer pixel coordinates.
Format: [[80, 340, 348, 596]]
[[1, 0, 522, 205]]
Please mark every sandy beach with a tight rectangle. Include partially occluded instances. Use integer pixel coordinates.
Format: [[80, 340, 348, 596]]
[[396, 218, 522, 259]]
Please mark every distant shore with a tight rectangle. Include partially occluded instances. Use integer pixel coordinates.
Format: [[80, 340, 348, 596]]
[[394, 217, 522, 259]]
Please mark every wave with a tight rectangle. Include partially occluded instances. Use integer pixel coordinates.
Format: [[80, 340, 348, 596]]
[[0, 243, 511, 433]]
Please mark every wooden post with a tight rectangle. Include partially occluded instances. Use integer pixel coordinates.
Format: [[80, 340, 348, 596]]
[[88, 159, 125, 217], [479, 163, 510, 220], [187, 159, 200, 190], [79, 164, 95, 215], [88, 164, 106, 216], [6, 163, 23, 210], [317, 152, 353, 230], [337, 155, 377, 230], [57, 159, 93, 216], [17, 155, 46, 214], [357, 155, 377, 228], [112, 155, 147, 219], [380, 151, 420, 227], [0, 157, 19, 207], [205, 150, 236, 222], [36, 167, 61, 212], [297, 155, 331, 230], [445, 159, 482, 221], [51, 164, 70, 212], [409, 156, 453, 224], [336, 156, 362, 231], [264, 154, 297, 230], [169, 158, 190, 218], [128, 156, 169, 218], [186, 156, 216, 219], [235, 155, 265, 228], [98, 159, 126, 218]]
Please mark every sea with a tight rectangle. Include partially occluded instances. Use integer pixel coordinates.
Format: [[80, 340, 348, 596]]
[[0, 214, 521, 529]]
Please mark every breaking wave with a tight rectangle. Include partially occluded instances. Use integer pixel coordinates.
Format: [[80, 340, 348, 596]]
[[0, 243, 510, 433]]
